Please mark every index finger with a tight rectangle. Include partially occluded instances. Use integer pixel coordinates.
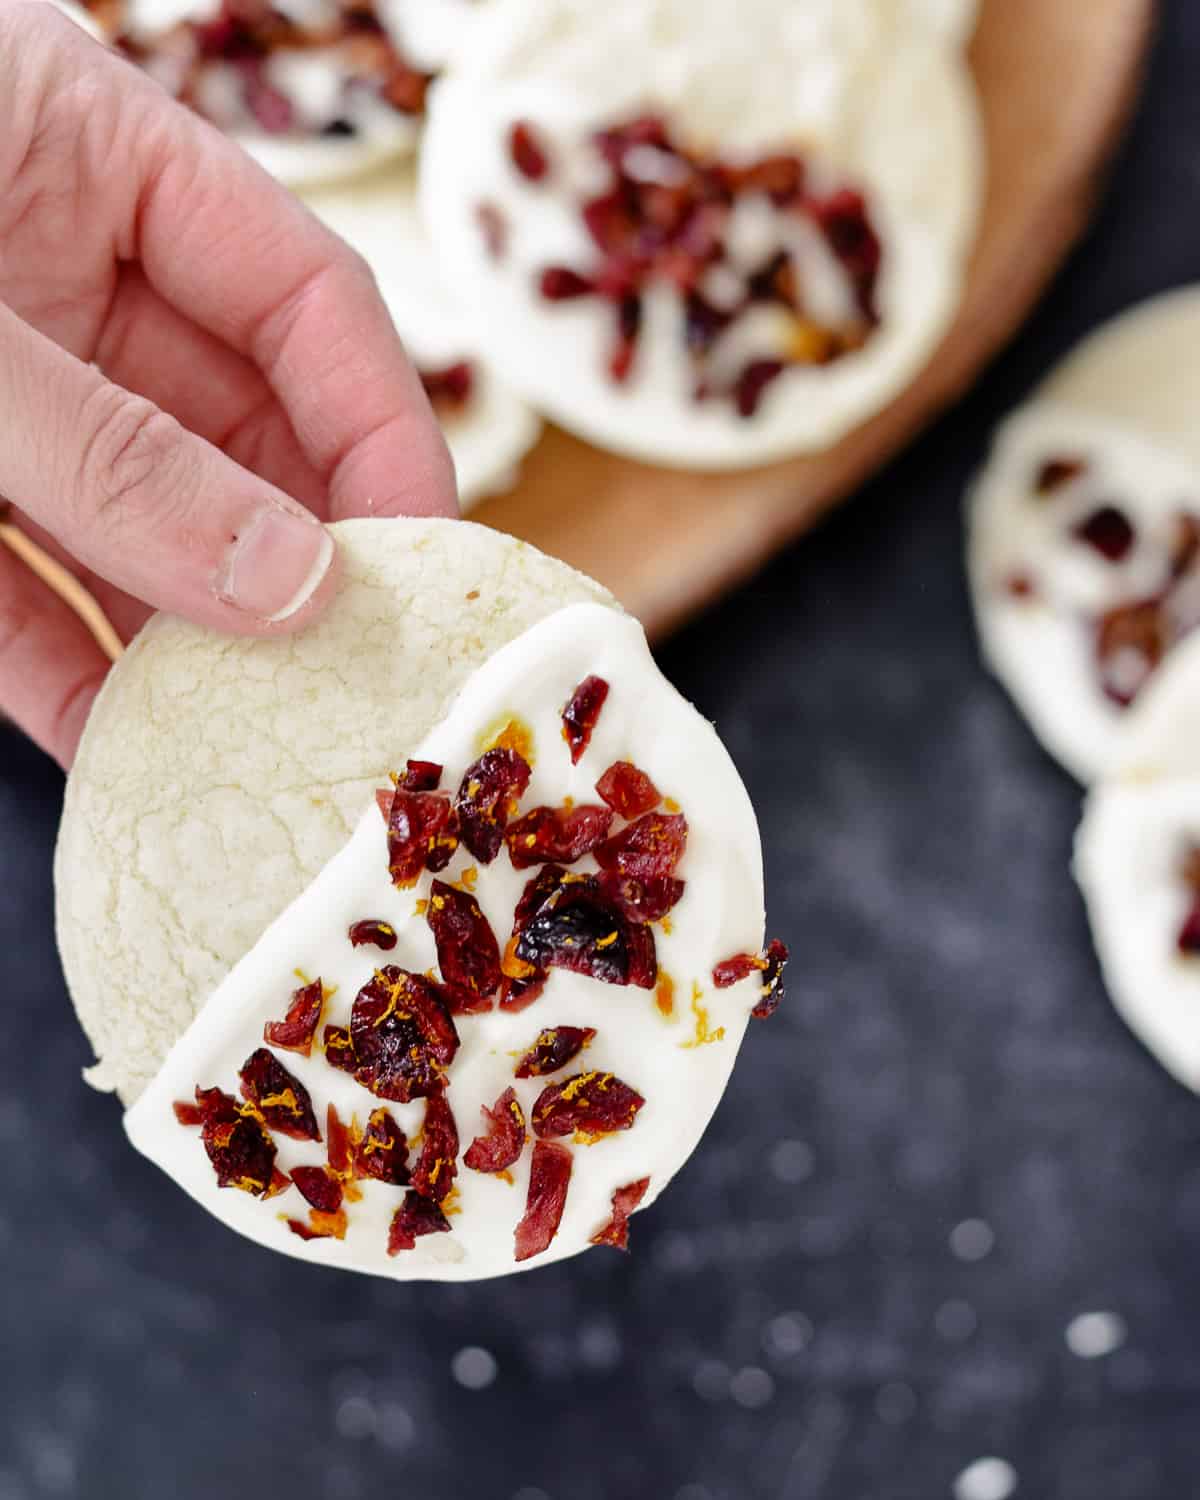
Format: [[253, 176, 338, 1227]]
[[114, 52, 459, 520]]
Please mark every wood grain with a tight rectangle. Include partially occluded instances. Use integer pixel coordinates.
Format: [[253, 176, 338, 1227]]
[[473, 0, 1158, 638]]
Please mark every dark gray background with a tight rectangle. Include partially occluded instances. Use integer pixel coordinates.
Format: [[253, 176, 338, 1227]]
[[5, 6, 1200, 1497]]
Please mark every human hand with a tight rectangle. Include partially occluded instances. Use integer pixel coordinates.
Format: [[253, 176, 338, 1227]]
[[0, 2, 458, 768]]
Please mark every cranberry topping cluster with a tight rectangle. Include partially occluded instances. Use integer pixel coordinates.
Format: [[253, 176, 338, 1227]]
[[175, 671, 783, 1264], [1004, 454, 1200, 708], [87, 0, 433, 139], [485, 113, 882, 414]]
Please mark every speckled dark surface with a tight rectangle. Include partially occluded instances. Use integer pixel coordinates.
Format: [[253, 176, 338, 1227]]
[[6, 8, 1200, 1498]]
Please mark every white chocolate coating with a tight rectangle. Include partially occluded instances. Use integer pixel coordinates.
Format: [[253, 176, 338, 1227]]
[[125, 604, 766, 1279]]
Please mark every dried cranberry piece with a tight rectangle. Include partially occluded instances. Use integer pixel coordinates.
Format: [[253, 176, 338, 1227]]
[[595, 761, 661, 819], [463, 1087, 526, 1174], [589, 1177, 650, 1250], [810, 188, 881, 320], [384, 780, 458, 887], [733, 358, 785, 418], [1178, 902, 1200, 956], [173, 1100, 203, 1127], [387, 1191, 450, 1254], [350, 966, 459, 1102], [238, 1048, 320, 1141], [713, 953, 761, 987], [1171, 513, 1200, 577], [754, 938, 789, 1019], [476, 200, 509, 259], [562, 675, 609, 763], [593, 811, 688, 882], [683, 290, 735, 357], [509, 119, 550, 180], [455, 748, 532, 863], [410, 1093, 459, 1203], [292, 1165, 343, 1214], [425, 880, 502, 1012], [420, 361, 475, 413], [499, 972, 548, 1012], [1095, 598, 1167, 707], [1035, 455, 1089, 494], [540, 266, 596, 300], [514, 1141, 573, 1262], [1004, 571, 1037, 599], [532, 1071, 645, 1141], [287, 1208, 348, 1242], [595, 870, 685, 924], [1073, 505, 1136, 563], [263, 977, 325, 1056], [609, 293, 642, 383], [505, 803, 614, 869], [348, 919, 398, 952], [399, 760, 443, 791], [323, 1025, 356, 1073], [514, 869, 657, 989], [195, 1086, 277, 1196], [326, 1103, 353, 1177], [354, 1108, 410, 1185], [514, 1026, 596, 1078]]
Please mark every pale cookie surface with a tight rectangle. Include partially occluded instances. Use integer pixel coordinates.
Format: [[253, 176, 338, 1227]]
[[126, 604, 766, 1279], [56, 519, 613, 1105], [967, 406, 1200, 783], [1075, 634, 1200, 1091], [419, 0, 982, 467], [304, 167, 540, 507]]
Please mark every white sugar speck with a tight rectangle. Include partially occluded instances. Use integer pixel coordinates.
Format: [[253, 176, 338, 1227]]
[[1065, 1311, 1126, 1359], [770, 1139, 815, 1184], [729, 1365, 775, 1410], [334, 1393, 377, 1441], [451, 1345, 498, 1390], [692, 1359, 730, 1402], [953, 1457, 1017, 1500], [949, 1219, 995, 1262], [762, 1310, 813, 1359]]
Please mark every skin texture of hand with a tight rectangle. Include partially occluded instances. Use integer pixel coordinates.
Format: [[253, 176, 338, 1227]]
[[0, 2, 459, 768]]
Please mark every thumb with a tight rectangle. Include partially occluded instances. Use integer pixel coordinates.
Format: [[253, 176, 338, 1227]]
[[0, 299, 337, 633]]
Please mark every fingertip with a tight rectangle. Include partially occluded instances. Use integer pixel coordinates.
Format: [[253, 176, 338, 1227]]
[[212, 509, 338, 631]]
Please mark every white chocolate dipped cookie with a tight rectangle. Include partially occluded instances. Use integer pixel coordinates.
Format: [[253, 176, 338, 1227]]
[[967, 405, 1200, 782], [419, 0, 982, 467], [1076, 633, 1200, 1091], [84, 0, 456, 186], [57, 520, 786, 1278]]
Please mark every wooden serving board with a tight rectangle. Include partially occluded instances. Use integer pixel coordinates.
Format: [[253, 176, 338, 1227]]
[[473, 0, 1158, 639], [2, 0, 1155, 660]]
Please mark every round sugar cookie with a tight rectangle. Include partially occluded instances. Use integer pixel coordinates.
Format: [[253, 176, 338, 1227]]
[[56, 520, 614, 1106], [1075, 633, 1200, 1091], [967, 405, 1200, 782], [303, 168, 540, 507], [419, 0, 982, 468]]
